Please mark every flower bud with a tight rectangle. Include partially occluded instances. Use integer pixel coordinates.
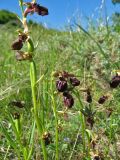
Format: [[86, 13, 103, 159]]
[[9, 100, 25, 108], [63, 92, 74, 108], [56, 77, 67, 92], [86, 116, 94, 128], [11, 39, 23, 50], [110, 74, 120, 88], [42, 132, 52, 145], [51, 71, 60, 77], [86, 91, 92, 103], [27, 38, 34, 52], [35, 4, 48, 16], [62, 71, 74, 78], [15, 51, 32, 61], [98, 96, 107, 104], [106, 108, 113, 117], [18, 33, 28, 42], [70, 77, 80, 86], [93, 155, 100, 160], [13, 112, 20, 120]]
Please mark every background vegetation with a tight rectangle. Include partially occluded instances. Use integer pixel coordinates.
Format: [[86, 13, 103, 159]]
[[0, 2, 120, 159]]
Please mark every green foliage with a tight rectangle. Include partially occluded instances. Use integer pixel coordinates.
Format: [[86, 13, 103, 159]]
[[112, 12, 120, 32], [0, 10, 19, 25], [0, 9, 120, 160], [111, 0, 120, 32], [112, 0, 120, 4]]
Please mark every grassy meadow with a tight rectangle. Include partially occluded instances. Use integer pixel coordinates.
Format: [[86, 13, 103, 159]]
[[0, 8, 120, 160]]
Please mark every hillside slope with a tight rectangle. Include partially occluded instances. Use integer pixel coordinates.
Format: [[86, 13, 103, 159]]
[[0, 9, 120, 160]]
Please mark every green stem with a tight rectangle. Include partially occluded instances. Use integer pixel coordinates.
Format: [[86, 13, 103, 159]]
[[14, 119, 28, 160], [52, 97, 59, 160], [79, 112, 86, 153], [69, 126, 81, 160], [32, 0, 36, 3], [74, 90, 86, 153], [51, 78, 59, 160], [30, 60, 47, 160], [19, 0, 24, 16]]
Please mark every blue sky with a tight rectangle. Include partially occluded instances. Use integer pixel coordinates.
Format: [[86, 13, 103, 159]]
[[0, 0, 119, 29]]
